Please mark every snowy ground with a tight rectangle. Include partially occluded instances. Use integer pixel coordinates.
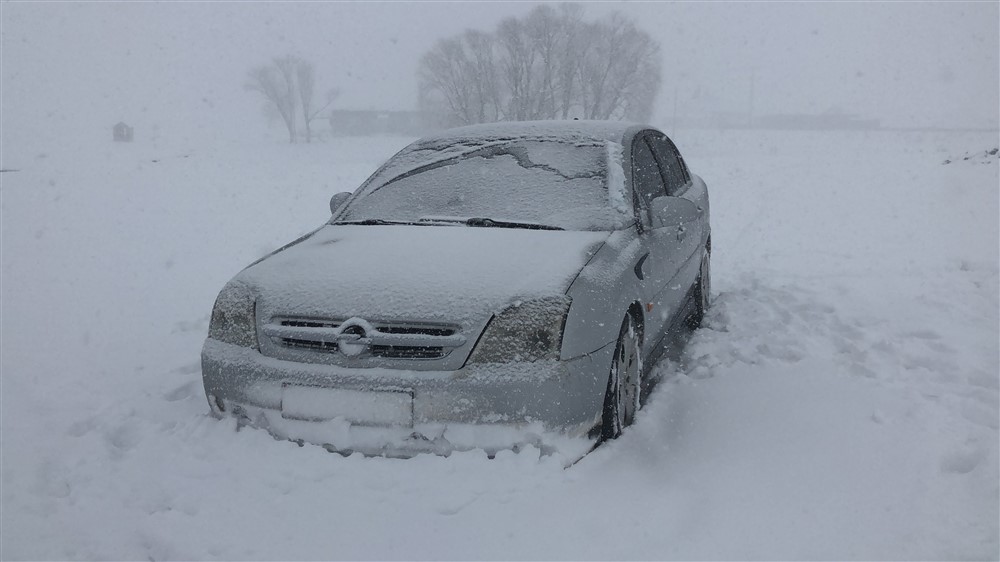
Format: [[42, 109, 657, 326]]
[[1, 128, 997, 560]]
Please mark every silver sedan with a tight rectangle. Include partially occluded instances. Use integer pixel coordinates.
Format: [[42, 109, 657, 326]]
[[201, 120, 710, 457]]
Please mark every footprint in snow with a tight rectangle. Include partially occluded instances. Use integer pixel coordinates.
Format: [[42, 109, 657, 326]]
[[434, 493, 482, 516], [940, 444, 986, 475], [164, 380, 200, 402], [106, 424, 142, 453], [67, 416, 99, 437]]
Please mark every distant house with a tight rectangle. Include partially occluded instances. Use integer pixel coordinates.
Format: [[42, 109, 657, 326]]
[[113, 122, 134, 142]]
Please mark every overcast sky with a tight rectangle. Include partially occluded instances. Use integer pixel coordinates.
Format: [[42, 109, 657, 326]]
[[2, 1, 997, 148]]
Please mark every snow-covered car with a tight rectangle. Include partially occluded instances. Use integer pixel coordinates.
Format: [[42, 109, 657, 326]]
[[201, 120, 710, 457]]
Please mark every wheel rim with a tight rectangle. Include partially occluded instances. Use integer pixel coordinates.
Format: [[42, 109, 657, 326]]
[[699, 252, 711, 312], [612, 322, 641, 434]]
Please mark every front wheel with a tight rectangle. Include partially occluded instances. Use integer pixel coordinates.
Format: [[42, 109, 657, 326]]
[[601, 315, 641, 441], [687, 245, 711, 330]]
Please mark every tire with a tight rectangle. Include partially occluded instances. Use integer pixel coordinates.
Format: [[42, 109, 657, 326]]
[[687, 246, 711, 330], [601, 314, 642, 441]]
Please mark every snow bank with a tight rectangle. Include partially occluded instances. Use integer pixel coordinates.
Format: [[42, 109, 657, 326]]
[[1, 129, 997, 560]]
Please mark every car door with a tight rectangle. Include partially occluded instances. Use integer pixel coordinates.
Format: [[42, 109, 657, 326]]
[[647, 133, 707, 300], [629, 132, 677, 344]]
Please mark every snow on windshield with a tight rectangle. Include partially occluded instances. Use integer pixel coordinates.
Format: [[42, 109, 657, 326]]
[[339, 139, 633, 231]]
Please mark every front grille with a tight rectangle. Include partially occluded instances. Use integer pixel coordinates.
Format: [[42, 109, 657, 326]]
[[282, 319, 333, 328], [377, 325, 455, 337], [278, 319, 342, 352], [282, 337, 339, 352], [273, 318, 459, 359], [369, 344, 447, 359]]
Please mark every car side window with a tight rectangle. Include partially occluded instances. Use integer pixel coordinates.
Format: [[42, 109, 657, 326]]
[[665, 136, 691, 185], [631, 136, 666, 224], [648, 134, 690, 196]]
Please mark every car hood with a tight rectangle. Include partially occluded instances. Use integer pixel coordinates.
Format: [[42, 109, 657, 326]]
[[237, 225, 610, 327]]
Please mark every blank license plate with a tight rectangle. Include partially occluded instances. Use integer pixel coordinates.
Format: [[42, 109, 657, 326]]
[[281, 385, 413, 426]]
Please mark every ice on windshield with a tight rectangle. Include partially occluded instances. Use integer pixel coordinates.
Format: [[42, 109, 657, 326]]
[[339, 140, 634, 231]]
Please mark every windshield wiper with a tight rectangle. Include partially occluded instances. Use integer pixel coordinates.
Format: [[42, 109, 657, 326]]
[[463, 217, 563, 231], [333, 217, 563, 230], [332, 219, 428, 226]]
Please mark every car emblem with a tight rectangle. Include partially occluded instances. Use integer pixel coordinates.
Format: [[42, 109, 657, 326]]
[[337, 321, 370, 357]]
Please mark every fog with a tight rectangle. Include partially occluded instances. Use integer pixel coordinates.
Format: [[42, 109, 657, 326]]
[[2, 2, 997, 156], [2, 4, 999, 560]]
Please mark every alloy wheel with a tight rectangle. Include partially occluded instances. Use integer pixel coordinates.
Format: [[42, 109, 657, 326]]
[[603, 316, 641, 440]]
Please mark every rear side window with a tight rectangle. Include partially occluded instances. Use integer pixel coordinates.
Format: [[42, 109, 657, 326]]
[[648, 134, 690, 196], [631, 137, 666, 222]]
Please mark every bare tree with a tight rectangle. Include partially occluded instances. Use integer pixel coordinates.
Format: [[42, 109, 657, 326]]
[[464, 30, 502, 123], [524, 5, 560, 119], [247, 55, 299, 142], [496, 16, 537, 120], [553, 3, 586, 119], [579, 13, 661, 121], [419, 34, 502, 126], [296, 61, 339, 143], [247, 55, 337, 143], [296, 60, 316, 143], [419, 38, 474, 125], [417, 4, 661, 125]]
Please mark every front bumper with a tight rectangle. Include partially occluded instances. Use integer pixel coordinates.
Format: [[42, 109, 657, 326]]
[[201, 338, 615, 457]]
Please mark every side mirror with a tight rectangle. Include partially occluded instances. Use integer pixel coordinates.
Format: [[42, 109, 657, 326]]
[[650, 195, 699, 229], [329, 192, 352, 216]]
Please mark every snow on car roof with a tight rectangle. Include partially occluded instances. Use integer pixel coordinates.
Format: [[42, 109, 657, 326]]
[[415, 119, 645, 146]]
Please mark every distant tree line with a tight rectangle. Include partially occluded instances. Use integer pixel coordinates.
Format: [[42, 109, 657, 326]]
[[418, 4, 662, 126], [246, 55, 338, 143]]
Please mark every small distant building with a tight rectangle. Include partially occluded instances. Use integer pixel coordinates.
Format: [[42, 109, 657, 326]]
[[113, 122, 134, 142]]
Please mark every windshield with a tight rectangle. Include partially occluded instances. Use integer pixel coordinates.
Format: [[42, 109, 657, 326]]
[[336, 139, 633, 231]]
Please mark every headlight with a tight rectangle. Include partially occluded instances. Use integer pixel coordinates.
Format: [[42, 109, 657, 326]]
[[466, 296, 571, 364], [208, 282, 259, 350]]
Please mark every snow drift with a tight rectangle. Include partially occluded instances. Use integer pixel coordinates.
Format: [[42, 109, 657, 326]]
[[1, 129, 997, 560]]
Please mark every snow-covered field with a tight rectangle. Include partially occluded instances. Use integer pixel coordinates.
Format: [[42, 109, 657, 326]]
[[1, 128, 997, 560]]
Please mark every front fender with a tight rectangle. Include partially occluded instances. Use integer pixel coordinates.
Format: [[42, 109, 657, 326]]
[[561, 228, 644, 360]]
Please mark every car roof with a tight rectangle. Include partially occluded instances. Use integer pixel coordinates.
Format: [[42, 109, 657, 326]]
[[413, 119, 649, 147]]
